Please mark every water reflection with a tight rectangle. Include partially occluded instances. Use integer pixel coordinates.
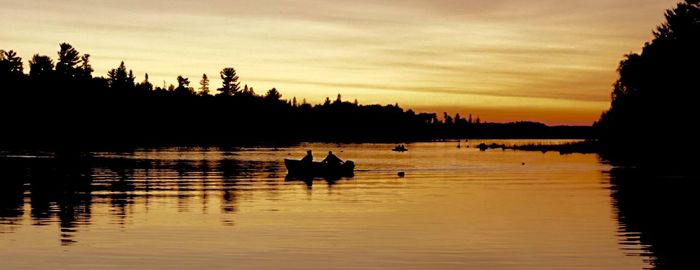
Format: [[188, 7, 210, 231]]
[[0, 149, 346, 246], [284, 174, 344, 189], [609, 167, 698, 270], [1, 143, 690, 269]]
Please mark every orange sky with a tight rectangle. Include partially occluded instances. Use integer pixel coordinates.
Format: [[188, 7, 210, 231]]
[[0, 0, 679, 125]]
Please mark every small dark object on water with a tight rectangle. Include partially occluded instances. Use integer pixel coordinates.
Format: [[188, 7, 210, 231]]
[[398, 172, 405, 177], [393, 145, 408, 152], [285, 159, 355, 177], [478, 143, 507, 151], [522, 162, 526, 166]]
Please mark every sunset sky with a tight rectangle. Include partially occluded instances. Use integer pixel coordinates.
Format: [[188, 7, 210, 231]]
[[0, 0, 679, 125]]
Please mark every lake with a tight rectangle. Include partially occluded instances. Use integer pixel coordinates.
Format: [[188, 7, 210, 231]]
[[0, 141, 692, 269]]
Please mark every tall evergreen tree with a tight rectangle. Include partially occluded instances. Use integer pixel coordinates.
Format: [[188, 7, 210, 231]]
[[127, 70, 135, 86], [77, 54, 93, 79], [218, 67, 240, 96], [264, 88, 282, 101], [56, 43, 80, 78], [0, 50, 23, 76], [199, 73, 210, 96], [107, 61, 129, 89]]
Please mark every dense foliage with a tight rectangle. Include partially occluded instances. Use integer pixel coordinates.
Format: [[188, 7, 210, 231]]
[[595, 0, 699, 150], [1, 44, 587, 148]]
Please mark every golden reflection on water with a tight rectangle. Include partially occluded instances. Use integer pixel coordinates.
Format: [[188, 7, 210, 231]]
[[0, 141, 652, 269]]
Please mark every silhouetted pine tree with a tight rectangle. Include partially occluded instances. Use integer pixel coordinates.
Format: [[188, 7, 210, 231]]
[[264, 88, 281, 101], [199, 73, 209, 96], [218, 67, 240, 96], [107, 61, 129, 89], [56, 43, 80, 78], [175, 75, 193, 95], [77, 54, 93, 79], [0, 50, 23, 77]]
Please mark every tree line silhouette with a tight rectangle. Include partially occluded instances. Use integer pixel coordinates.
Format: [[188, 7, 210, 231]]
[[595, 0, 699, 162], [1, 43, 588, 148]]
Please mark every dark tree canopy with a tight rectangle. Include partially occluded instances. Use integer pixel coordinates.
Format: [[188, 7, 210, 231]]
[[78, 54, 93, 79], [177, 75, 190, 88], [0, 42, 588, 148], [218, 67, 240, 96], [29, 54, 54, 78], [0, 50, 24, 76], [135, 73, 153, 92], [264, 88, 282, 101], [595, 0, 700, 150], [107, 61, 132, 89], [175, 75, 193, 95], [56, 43, 81, 78], [240, 84, 256, 97]]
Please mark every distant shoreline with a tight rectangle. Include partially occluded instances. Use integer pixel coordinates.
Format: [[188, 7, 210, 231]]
[[0, 136, 592, 151], [473, 140, 599, 154], [2, 43, 591, 150]]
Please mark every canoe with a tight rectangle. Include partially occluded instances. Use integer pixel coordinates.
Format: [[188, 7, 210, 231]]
[[284, 159, 355, 177], [392, 146, 408, 152]]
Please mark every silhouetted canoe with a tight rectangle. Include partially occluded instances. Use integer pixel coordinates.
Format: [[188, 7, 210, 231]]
[[392, 146, 408, 152], [284, 159, 355, 177]]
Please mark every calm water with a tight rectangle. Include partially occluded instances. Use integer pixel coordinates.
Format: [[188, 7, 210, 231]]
[[0, 141, 691, 269]]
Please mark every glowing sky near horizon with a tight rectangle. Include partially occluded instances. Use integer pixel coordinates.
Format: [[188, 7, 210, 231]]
[[0, 0, 679, 125]]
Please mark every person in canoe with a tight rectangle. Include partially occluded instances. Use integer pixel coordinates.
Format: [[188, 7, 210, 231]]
[[301, 150, 313, 163], [322, 151, 343, 166], [392, 144, 407, 152], [285, 151, 354, 177]]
